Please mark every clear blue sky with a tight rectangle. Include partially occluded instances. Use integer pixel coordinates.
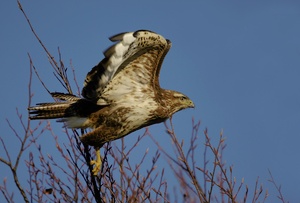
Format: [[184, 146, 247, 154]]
[[1, 1, 300, 202]]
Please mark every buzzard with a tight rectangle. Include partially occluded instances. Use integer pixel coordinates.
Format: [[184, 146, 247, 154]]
[[28, 30, 194, 175]]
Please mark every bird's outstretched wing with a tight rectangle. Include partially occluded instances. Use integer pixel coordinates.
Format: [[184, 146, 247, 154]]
[[82, 30, 171, 105]]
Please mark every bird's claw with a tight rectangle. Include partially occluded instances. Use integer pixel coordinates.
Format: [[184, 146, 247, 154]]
[[90, 147, 102, 176]]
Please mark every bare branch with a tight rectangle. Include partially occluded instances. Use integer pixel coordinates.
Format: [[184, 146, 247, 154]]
[[268, 169, 287, 203]]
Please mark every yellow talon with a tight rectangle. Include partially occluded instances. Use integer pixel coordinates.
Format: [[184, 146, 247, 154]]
[[90, 147, 102, 176]]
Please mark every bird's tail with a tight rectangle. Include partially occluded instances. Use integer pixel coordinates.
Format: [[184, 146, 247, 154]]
[[28, 92, 103, 128], [28, 92, 81, 120]]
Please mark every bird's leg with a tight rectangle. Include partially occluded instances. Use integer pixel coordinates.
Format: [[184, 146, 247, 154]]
[[90, 146, 102, 176]]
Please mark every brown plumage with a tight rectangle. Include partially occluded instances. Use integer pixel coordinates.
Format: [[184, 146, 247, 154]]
[[28, 30, 194, 174]]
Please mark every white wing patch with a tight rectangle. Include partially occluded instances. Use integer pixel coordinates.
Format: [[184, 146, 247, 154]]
[[99, 32, 136, 91]]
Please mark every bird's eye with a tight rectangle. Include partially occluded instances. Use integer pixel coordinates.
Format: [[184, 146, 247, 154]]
[[180, 96, 186, 101]]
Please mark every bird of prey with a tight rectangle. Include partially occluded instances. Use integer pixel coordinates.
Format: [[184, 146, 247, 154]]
[[28, 30, 194, 175]]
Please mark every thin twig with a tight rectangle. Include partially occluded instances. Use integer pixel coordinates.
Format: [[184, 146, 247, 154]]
[[268, 169, 287, 203]]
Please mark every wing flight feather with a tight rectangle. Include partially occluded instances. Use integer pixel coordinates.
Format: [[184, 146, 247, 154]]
[[82, 30, 171, 104]]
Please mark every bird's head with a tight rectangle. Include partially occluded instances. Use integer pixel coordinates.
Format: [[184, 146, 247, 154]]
[[162, 90, 194, 117]]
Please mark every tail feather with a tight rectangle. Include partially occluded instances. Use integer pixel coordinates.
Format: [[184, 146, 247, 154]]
[[50, 92, 81, 101], [28, 102, 73, 120], [28, 92, 104, 128], [28, 92, 80, 120]]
